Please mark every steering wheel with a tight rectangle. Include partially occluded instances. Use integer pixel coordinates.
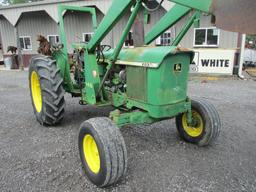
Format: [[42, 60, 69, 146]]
[[101, 45, 111, 52]]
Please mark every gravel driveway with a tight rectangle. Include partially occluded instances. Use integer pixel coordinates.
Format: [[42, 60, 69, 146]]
[[0, 71, 256, 192]]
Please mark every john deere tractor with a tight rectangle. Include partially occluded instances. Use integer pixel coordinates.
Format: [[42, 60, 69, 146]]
[[29, 0, 256, 187]]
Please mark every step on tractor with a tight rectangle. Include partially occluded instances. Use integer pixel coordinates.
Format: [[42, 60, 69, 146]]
[[28, 0, 256, 188]]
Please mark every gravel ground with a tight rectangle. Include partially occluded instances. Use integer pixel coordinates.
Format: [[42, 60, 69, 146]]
[[0, 71, 256, 192]]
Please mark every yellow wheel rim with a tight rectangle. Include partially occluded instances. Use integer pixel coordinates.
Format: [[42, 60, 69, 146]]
[[83, 134, 100, 174], [31, 71, 42, 113], [182, 110, 203, 137]]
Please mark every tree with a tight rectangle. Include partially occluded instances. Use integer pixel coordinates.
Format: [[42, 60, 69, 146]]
[[246, 35, 256, 50]]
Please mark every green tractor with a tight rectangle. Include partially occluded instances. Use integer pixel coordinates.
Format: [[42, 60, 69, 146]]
[[28, 0, 224, 187]]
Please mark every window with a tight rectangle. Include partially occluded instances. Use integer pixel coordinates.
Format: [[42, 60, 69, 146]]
[[156, 31, 173, 46], [194, 28, 220, 47], [47, 35, 59, 45], [83, 33, 94, 43], [19, 36, 32, 50], [124, 32, 134, 47]]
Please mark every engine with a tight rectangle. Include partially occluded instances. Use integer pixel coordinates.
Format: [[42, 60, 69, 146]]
[[104, 65, 127, 93], [72, 48, 85, 89]]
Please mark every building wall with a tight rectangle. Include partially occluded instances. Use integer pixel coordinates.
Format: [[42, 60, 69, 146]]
[[17, 11, 58, 55], [145, 7, 167, 41], [0, 8, 105, 55], [13, 7, 164, 53], [63, 8, 106, 52], [111, 9, 239, 49], [174, 13, 239, 49], [0, 3, 239, 67], [0, 15, 15, 54], [199, 15, 238, 49], [0, 28, 2, 49], [0, 28, 3, 63]]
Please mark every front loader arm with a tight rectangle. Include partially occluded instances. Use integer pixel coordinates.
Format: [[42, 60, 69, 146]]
[[169, 0, 256, 34], [168, 0, 212, 13], [87, 0, 136, 52], [145, 4, 191, 45]]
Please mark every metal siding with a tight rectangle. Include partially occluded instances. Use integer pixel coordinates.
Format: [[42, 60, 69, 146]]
[[144, 7, 166, 34], [158, 1, 175, 11], [111, 7, 166, 47], [175, 14, 194, 48], [0, 0, 113, 25], [17, 11, 58, 54], [175, 14, 238, 49], [219, 30, 238, 49], [0, 0, 239, 57], [0, 9, 21, 26], [111, 10, 130, 48], [198, 15, 238, 48], [64, 9, 106, 52], [0, 17, 15, 54]]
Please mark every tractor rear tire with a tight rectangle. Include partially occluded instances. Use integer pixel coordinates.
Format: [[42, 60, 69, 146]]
[[29, 55, 65, 126], [78, 117, 127, 187], [176, 99, 221, 146]]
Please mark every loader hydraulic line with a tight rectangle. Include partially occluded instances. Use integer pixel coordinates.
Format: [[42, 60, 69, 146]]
[[96, 0, 142, 97]]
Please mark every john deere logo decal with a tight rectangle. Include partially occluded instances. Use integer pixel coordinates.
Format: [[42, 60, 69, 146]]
[[174, 63, 182, 72]]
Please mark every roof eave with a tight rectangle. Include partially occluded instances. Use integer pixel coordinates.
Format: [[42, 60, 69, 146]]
[[0, 0, 84, 10]]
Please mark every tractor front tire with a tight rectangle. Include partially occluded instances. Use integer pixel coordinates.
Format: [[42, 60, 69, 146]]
[[29, 56, 65, 126], [176, 99, 221, 146], [78, 117, 127, 187]]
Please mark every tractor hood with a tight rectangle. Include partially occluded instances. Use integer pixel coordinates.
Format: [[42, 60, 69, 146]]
[[102, 46, 194, 68]]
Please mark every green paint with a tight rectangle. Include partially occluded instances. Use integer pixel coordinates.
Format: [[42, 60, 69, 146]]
[[103, 46, 181, 65], [96, 0, 142, 96], [168, 0, 213, 13], [86, 0, 136, 52], [126, 99, 191, 119], [111, 92, 127, 107], [52, 51, 73, 92], [110, 110, 155, 127], [83, 51, 101, 105], [172, 11, 201, 46], [144, 8, 150, 24], [53, 1, 207, 127], [126, 66, 147, 101], [55, 5, 98, 94], [103, 46, 194, 120], [145, 4, 191, 45]]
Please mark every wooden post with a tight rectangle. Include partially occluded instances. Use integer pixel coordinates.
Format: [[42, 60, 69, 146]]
[[14, 26, 24, 70], [238, 34, 246, 79], [133, 8, 145, 47]]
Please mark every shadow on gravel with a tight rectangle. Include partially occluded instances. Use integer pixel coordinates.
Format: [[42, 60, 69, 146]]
[[51, 105, 114, 129]]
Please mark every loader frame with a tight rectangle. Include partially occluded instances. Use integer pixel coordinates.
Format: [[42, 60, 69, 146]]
[[53, 0, 205, 127]]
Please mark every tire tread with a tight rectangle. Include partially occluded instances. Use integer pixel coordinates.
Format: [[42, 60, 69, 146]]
[[79, 117, 127, 187], [176, 98, 221, 146], [29, 55, 65, 126]]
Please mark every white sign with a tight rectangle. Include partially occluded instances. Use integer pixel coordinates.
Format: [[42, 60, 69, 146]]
[[190, 49, 236, 75]]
